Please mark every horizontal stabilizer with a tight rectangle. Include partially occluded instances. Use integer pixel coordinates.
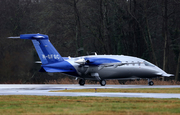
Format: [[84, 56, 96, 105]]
[[8, 34, 48, 39], [20, 34, 49, 39], [7, 36, 20, 39]]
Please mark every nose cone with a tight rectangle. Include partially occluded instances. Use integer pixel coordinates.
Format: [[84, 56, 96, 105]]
[[161, 73, 174, 77], [154, 66, 174, 77]]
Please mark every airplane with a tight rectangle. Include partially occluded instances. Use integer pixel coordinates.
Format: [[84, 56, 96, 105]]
[[8, 33, 174, 86]]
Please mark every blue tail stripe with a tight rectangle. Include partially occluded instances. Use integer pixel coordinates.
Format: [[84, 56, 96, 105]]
[[38, 40, 64, 63]]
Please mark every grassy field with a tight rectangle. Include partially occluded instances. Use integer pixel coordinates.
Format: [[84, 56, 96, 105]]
[[0, 95, 180, 115], [51, 88, 180, 93]]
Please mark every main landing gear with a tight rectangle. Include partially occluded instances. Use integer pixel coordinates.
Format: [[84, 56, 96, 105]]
[[78, 79, 106, 86], [100, 79, 106, 86], [79, 79, 85, 86]]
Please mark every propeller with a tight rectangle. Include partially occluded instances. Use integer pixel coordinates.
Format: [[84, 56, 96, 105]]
[[74, 58, 90, 75]]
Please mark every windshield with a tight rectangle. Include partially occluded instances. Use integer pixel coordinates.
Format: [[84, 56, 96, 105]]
[[144, 61, 155, 67]]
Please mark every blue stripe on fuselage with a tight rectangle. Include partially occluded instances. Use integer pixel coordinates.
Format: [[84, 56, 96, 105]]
[[84, 57, 121, 66]]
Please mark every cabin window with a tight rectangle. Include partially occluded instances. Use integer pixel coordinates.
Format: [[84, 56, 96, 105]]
[[138, 61, 141, 66], [132, 61, 134, 66], [126, 61, 128, 65]]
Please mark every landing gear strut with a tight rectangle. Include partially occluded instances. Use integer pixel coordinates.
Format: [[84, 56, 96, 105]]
[[100, 79, 106, 86], [79, 79, 85, 86]]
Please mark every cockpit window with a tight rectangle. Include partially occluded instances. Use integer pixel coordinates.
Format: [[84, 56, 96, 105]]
[[144, 61, 155, 67]]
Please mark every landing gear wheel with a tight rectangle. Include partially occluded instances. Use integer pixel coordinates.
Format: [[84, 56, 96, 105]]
[[100, 80, 106, 86], [79, 79, 85, 86], [148, 81, 154, 86]]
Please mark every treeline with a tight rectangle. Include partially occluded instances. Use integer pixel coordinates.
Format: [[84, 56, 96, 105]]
[[0, 0, 180, 83]]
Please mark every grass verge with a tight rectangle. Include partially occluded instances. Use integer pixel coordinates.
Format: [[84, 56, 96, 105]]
[[0, 96, 180, 115], [51, 88, 180, 93]]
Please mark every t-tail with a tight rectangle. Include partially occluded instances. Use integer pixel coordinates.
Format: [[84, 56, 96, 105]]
[[8, 34, 78, 74], [14, 34, 64, 65]]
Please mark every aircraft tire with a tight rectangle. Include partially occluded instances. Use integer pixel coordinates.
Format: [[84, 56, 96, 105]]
[[79, 79, 85, 86], [148, 81, 154, 86], [100, 80, 106, 86]]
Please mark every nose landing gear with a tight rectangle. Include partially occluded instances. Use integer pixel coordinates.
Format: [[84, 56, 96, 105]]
[[148, 79, 154, 86]]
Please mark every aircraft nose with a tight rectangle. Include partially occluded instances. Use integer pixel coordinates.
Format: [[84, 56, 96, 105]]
[[154, 66, 174, 77], [162, 73, 174, 77]]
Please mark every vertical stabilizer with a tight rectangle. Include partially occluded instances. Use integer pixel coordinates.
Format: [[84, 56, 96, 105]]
[[20, 34, 64, 64]]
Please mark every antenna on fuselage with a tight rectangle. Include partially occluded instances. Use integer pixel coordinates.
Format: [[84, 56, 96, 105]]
[[89, 52, 97, 55]]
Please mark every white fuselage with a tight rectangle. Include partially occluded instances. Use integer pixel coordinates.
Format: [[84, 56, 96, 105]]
[[66, 55, 168, 80]]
